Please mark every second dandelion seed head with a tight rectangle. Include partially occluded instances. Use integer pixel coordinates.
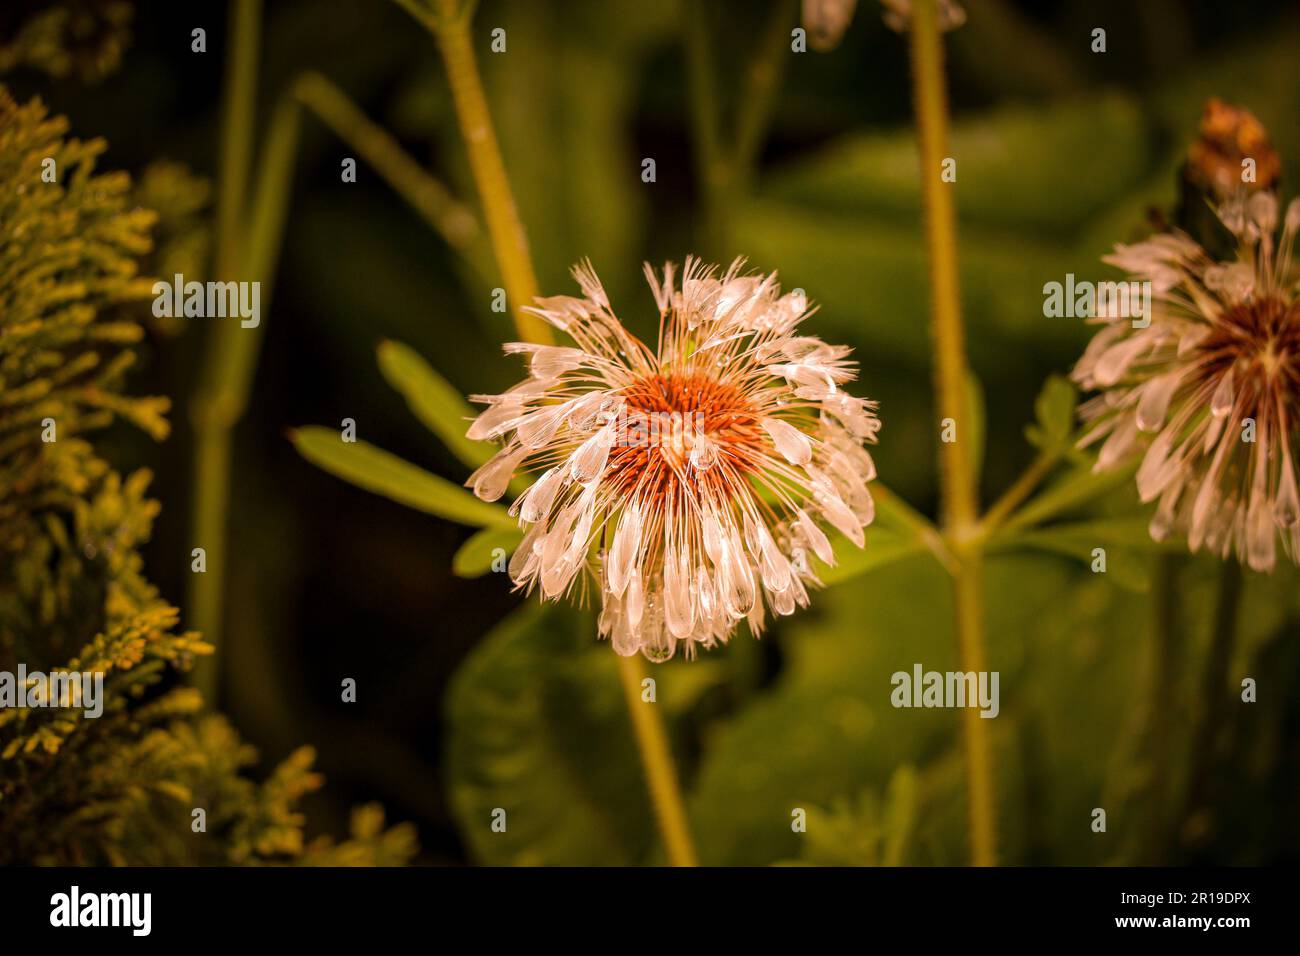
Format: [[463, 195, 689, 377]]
[[467, 257, 881, 661], [1075, 191, 1300, 572]]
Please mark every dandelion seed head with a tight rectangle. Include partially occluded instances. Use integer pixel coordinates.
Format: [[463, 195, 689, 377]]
[[468, 257, 882, 660], [1074, 193, 1300, 571]]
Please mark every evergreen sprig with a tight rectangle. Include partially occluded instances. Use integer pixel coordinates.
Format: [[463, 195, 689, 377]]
[[0, 87, 416, 867]]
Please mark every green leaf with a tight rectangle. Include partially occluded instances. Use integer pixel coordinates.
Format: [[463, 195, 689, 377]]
[[760, 93, 1151, 232], [689, 552, 1146, 865], [1025, 374, 1078, 453], [376, 339, 492, 469], [991, 518, 1169, 592], [291, 426, 513, 528], [689, 555, 1057, 865], [818, 527, 929, 586], [781, 766, 921, 867], [444, 602, 658, 865], [453, 526, 524, 578]]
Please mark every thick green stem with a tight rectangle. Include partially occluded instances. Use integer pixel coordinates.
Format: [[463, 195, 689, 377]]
[[908, 0, 996, 866]]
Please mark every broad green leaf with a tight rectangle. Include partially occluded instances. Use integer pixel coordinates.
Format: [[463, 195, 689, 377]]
[[444, 603, 657, 865], [760, 93, 1150, 231], [453, 526, 524, 578], [689, 552, 1142, 865], [689, 555, 1066, 865], [991, 518, 1168, 592], [291, 426, 513, 528], [377, 339, 492, 469]]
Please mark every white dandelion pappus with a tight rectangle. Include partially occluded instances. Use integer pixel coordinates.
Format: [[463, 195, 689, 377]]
[[466, 258, 882, 661], [1073, 192, 1300, 572]]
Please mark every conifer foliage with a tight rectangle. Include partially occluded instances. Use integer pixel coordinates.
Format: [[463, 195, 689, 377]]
[[0, 89, 415, 866]]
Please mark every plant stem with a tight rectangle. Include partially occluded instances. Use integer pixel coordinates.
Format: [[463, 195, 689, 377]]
[[189, 0, 262, 702], [978, 448, 1060, 540], [908, 0, 996, 866], [423, 0, 699, 867], [683, 0, 725, 252], [292, 72, 488, 271], [616, 654, 700, 867], [430, 0, 551, 344]]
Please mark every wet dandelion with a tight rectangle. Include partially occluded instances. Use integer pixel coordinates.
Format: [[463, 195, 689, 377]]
[[1074, 192, 1300, 572], [468, 258, 882, 660]]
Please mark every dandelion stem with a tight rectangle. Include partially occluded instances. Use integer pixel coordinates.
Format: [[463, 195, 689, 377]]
[[616, 654, 700, 866], [188, 0, 262, 702], [908, 0, 997, 866], [429, 0, 551, 344], [423, 0, 699, 867]]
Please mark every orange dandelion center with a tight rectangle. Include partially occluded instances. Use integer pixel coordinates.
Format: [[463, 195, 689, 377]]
[[606, 373, 766, 494]]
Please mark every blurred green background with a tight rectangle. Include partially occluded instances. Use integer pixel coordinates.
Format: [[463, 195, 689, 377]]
[[7, 0, 1299, 864]]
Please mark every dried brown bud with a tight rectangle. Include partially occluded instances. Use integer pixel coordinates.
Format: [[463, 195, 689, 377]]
[[1187, 97, 1281, 199]]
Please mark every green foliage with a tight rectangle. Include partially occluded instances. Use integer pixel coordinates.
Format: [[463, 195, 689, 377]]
[[292, 425, 513, 528], [0, 0, 133, 84], [445, 602, 656, 865], [780, 767, 920, 867], [453, 525, 523, 578], [0, 88, 415, 866], [289, 5, 1300, 869], [1024, 374, 1076, 454], [377, 338, 493, 470], [131, 159, 212, 335]]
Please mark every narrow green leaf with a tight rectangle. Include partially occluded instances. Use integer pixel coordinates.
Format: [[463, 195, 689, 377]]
[[376, 339, 491, 469], [291, 426, 513, 528], [453, 525, 524, 577]]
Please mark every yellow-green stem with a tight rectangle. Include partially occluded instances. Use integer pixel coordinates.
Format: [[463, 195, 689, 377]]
[[425, 0, 698, 867], [431, 1, 551, 344], [616, 655, 700, 867], [293, 72, 487, 270], [189, 0, 262, 702], [909, 0, 996, 866], [978, 448, 1060, 541]]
